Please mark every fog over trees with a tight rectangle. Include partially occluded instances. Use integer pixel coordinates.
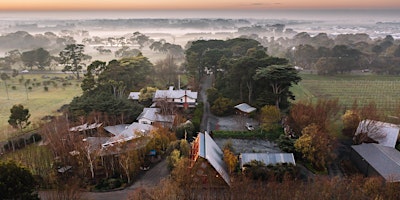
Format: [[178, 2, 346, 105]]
[[1, 17, 399, 75]]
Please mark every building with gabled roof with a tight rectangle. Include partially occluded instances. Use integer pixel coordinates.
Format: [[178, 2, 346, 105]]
[[234, 103, 256, 115], [102, 122, 154, 148], [153, 86, 198, 109], [240, 153, 296, 169], [137, 108, 175, 128], [351, 143, 400, 182], [190, 131, 230, 186], [354, 119, 400, 148]]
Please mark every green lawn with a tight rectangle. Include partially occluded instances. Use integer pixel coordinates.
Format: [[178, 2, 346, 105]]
[[291, 74, 400, 113], [0, 74, 82, 140]]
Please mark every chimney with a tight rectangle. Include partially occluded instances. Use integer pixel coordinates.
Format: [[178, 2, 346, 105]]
[[184, 89, 188, 109]]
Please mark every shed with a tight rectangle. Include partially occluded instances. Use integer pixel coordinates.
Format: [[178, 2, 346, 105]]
[[354, 119, 400, 148], [234, 103, 256, 114], [351, 143, 400, 182], [240, 153, 296, 169], [128, 92, 140, 100]]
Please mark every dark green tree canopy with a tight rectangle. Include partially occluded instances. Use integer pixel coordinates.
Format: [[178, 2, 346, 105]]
[[59, 44, 87, 80], [254, 65, 301, 109], [69, 54, 153, 122], [21, 48, 51, 70], [97, 53, 154, 93], [8, 104, 31, 130], [185, 38, 265, 80], [0, 161, 39, 200], [68, 91, 144, 123]]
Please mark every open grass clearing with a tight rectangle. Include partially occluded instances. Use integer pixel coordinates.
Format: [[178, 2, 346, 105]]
[[0, 74, 82, 141]]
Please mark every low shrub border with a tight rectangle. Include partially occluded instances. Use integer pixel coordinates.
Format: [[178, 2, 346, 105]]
[[213, 128, 283, 141]]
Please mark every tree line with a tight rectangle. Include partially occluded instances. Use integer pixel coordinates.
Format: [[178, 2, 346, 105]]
[[261, 33, 400, 75]]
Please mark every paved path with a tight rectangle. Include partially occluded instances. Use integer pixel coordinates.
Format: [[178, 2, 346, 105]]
[[199, 74, 217, 133]]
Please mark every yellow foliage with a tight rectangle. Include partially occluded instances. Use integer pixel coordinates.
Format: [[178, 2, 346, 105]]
[[260, 105, 281, 131], [294, 123, 335, 170], [342, 109, 361, 130], [223, 148, 238, 174]]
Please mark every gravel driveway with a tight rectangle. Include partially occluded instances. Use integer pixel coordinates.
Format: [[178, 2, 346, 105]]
[[214, 138, 281, 154], [39, 159, 171, 200]]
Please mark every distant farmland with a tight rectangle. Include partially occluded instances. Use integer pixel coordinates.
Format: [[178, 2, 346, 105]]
[[291, 74, 400, 113]]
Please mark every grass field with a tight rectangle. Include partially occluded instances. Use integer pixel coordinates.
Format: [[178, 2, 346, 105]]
[[0, 74, 82, 140], [2, 144, 54, 179], [291, 74, 400, 113]]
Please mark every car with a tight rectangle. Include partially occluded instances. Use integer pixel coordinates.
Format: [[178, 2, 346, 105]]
[[245, 123, 254, 131]]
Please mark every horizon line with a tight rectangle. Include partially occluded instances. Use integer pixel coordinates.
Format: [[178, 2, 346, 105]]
[[1, 7, 400, 12]]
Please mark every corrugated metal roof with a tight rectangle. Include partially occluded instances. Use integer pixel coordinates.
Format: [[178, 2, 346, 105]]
[[355, 119, 400, 148], [137, 108, 175, 123], [352, 143, 400, 182], [104, 124, 130, 136], [234, 103, 256, 113], [128, 92, 140, 100], [198, 132, 230, 186], [240, 153, 296, 168], [69, 123, 102, 132], [154, 88, 198, 100], [102, 122, 154, 147]]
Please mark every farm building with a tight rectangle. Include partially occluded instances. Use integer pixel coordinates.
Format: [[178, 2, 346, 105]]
[[190, 131, 231, 187], [239, 153, 296, 170], [351, 143, 400, 182], [354, 119, 400, 148]]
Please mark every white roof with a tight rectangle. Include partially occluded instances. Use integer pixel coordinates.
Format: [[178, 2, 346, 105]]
[[103, 124, 130, 136], [137, 108, 175, 123], [69, 123, 102, 132], [154, 87, 198, 100], [352, 143, 400, 182], [234, 103, 256, 113], [355, 119, 400, 148], [240, 153, 296, 169], [128, 92, 140, 100], [102, 122, 154, 147], [198, 132, 230, 186]]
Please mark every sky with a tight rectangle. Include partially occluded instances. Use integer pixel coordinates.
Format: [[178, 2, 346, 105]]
[[1, 0, 400, 11]]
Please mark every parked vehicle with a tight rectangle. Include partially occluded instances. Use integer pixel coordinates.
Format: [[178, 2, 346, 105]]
[[245, 123, 254, 131]]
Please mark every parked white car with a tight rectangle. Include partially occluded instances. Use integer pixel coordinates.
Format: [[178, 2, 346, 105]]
[[245, 123, 254, 131]]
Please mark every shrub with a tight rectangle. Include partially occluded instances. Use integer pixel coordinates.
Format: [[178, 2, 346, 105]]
[[214, 128, 283, 140], [211, 97, 234, 116], [191, 102, 203, 132]]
